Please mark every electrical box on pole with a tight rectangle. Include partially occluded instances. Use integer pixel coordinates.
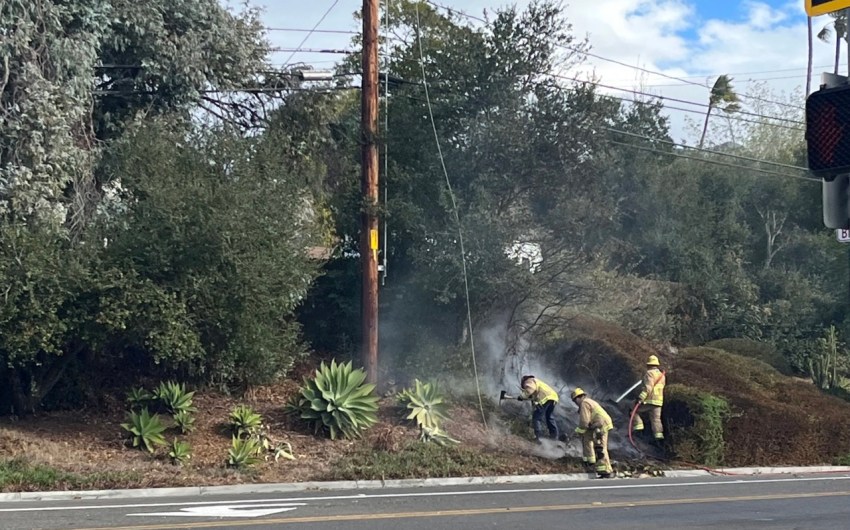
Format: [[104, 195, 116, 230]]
[[807, 74, 850, 228]]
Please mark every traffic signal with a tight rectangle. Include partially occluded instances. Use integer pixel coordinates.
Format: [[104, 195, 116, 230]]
[[807, 84, 850, 176], [806, 0, 850, 18]]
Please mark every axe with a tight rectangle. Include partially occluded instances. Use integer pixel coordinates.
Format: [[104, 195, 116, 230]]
[[499, 390, 518, 404]]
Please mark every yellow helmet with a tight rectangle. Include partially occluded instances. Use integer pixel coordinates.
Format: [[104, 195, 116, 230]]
[[570, 388, 586, 401], [647, 355, 660, 366]]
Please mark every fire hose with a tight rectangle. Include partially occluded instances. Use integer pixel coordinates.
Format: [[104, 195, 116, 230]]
[[624, 370, 738, 476]]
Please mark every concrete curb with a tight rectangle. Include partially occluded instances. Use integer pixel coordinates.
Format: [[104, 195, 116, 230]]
[[1, 466, 849, 503]]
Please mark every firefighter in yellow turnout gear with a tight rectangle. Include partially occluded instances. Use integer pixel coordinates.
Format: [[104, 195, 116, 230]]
[[570, 388, 614, 478], [633, 355, 666, 441], [518, 375, 560, 442]]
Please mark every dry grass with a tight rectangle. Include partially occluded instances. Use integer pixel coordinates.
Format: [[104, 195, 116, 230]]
[[0, 377, 574, 492]]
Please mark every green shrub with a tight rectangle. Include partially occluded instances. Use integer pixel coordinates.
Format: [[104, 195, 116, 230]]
[[229, 405, 263, 438], [121, 408, 168, 453], [154, 381, 196, 415], [172, 411, 195, 434], [288, 359, 378, 440], [227, 436, 262, 468], [664, 384, 730, 466], [126, 387, 154, 410], [168, 439, 192, 466]]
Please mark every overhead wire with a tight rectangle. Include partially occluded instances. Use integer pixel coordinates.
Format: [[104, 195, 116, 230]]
[[414, 1, 488, 429], [281, 0, 343, 66], [605, 128, 809, 172], [422, 0, 806, 112], [607, 140, 819, 182]]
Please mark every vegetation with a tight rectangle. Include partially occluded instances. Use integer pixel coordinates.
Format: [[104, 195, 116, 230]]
[[289, 360, 379, 440], [665, 385, 731, 467], [324, 442, 513, 481], [0, 459, 142, 492], [3, 0, 850, 484], [229, 405, 264, 438], [398, 380, 457, 445], [168, 439, 192, 466], [172, 411, 196, 435], [120, 409, 168, 453], [227, 436, 262, 469], [154, 382, 196, 416]]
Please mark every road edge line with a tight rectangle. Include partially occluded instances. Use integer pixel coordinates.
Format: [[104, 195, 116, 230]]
[[2, 466, 849, 502]]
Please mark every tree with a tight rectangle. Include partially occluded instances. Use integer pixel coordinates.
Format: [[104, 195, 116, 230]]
[[699, 75, 741, 149], [0, 0, 313, 413], [817, 11, 847, 75]]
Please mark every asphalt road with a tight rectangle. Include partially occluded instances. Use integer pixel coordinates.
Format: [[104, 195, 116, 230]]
[[2, 473, 850, 530]]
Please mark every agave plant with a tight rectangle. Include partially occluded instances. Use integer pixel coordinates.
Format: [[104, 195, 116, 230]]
[[398, 379, 449, 433], [229, 405, 263, 438], [173, 410, 196, 434], [273, 441, 296, 462], [126, 387, 153, 410], [421, 426, 460, 447], [168, 439, 192, 465], [121, 408, 168, 453], [154, 381, 196, 415], [227, 436, 262, 468], [289, 359, 379, 440]]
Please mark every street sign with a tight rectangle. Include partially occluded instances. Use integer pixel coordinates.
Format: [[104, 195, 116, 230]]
[[836, 228, 850, 242], [807, 0, 850, 17]]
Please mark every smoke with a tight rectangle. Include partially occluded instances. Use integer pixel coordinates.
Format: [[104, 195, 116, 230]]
[[473, 314, 644, 461]]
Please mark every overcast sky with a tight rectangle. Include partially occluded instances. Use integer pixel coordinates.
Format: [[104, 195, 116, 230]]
[[227, 0, 844, 143]]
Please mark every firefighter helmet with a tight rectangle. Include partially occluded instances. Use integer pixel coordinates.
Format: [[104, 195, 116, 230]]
[[570, 388, 586, 401], [647, 355, 660, 366]]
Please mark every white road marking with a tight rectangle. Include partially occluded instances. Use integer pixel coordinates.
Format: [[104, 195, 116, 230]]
[[0, 475, 848, 514], [129, 503, 306, 518]]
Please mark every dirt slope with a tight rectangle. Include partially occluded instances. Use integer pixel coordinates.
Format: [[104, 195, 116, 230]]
[[548, 316, 850, 466]]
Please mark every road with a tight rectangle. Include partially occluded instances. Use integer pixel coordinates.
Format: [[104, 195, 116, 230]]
[[2, 473, 849, 530]]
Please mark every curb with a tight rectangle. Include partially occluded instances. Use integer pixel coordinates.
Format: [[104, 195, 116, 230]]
[[1, 466, 849, 503]]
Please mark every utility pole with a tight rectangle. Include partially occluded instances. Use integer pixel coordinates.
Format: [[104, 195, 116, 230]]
[[361, 0, 380, 385]]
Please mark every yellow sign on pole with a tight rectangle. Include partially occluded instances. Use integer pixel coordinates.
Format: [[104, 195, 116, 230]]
[[370, 229, 379, 251], [807, 0, 850, 16]]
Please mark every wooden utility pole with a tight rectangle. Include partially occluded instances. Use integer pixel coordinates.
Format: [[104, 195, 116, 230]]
[[361, 0, 379, 384]]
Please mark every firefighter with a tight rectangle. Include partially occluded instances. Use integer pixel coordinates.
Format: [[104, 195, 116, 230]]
[[518, 375, 560, 442], [570, 388, 614, 478], [633, 354, 666, 442]]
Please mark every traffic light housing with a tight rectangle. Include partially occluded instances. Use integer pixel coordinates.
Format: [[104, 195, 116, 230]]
[[806, 84, 850, 176]]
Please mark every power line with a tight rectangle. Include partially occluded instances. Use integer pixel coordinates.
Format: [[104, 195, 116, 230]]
[[559, 45, 805, 111], [544, 72, 804, 126], [606, 127, 809, 171], [422, 0, 806, 113], [607, 140, 818, 182], [272, 47, 351, 54], [265, 27, 357, 35], [93, 86, 359, 96], [636, 73, 814, 89], [282, 0, 342, 66]]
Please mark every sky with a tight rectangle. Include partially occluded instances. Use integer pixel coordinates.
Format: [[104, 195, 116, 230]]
[[226, 0, 847, 142]]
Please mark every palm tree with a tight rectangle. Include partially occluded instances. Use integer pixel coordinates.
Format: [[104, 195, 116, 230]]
[[807, 16, 813, 95], [817, 11, 847, 75], [699, 75, 741, 149]]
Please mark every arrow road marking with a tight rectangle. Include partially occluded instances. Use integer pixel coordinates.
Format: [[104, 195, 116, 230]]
[[129, 503, 306, 518]]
